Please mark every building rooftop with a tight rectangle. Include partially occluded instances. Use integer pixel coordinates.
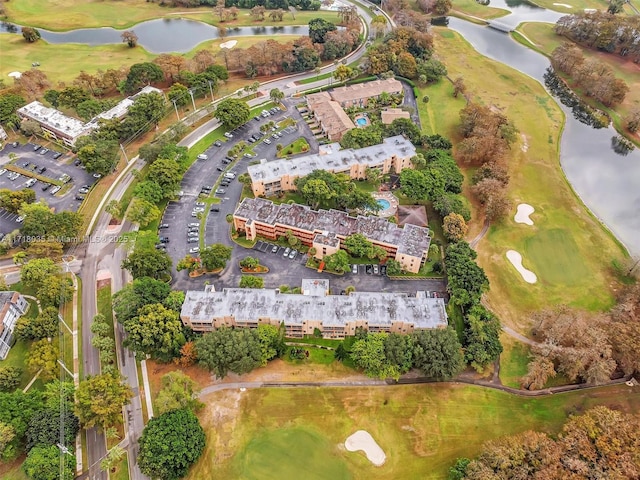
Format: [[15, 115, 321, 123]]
[[17, 102, 93, 139], [90, 86, 163, 123], [301, 279, 329, 296], [381, 108, 411, 125], [235, 197, 431, 258], [330, 78, 403, 104], [310, 100, 355, 138], [313, 232, 340, 248], [397, 205, 428, 228], [181, 286, 447, 328], [248, 135, 415, 185]]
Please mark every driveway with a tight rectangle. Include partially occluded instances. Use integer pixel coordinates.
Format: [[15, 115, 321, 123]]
[[400, 80, 421, 130], [0, 142, 98, 236]]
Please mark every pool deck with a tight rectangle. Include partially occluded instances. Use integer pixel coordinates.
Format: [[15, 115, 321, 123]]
[[372, 192, 398, 218]]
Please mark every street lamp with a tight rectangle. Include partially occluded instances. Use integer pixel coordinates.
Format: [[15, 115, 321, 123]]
[[172, 99, 180, 121], [188, 89, 197, 111]]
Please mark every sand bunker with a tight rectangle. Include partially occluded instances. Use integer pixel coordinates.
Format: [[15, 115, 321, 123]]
[[506, 250, 537, 284], [345, 430, 386, 466], [553, 3, 573, 7], [514, 203, 535, 225], [219, 40, 237, 49]]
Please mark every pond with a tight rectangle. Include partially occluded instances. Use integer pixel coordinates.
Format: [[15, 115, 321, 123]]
[[0, 18, 310, 54]]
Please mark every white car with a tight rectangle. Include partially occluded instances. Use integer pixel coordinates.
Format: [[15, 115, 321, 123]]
[[189, 247, 200, 254], [224, 132, 233, 139], [188, 223, 200, 227], [195, 202, 205, 207], [15, 215, 25, 223], [187, 231, 199, 237], [25, 178, 37, 187], [0, 169, 6, 176], [50, 186, 61, 194], [193, 207, 205, 213]]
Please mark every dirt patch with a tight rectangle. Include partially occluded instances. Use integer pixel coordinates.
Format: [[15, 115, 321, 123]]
[[96, 278, 111, 290], [199, 389, 244, 464], [146, 360, 214, 394]]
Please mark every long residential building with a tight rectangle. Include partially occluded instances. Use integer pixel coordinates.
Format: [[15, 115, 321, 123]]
[[234, 197, 431, 273], [248, 135, 416, 197], [16, 86, 163, 147], [180, 281, 447, 339], [329, 78, 403, 108], [306, 91, 355, 141], [0, 291, 28, 359]]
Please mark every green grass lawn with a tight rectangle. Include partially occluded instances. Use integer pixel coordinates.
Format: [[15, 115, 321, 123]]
[[527, 0, 637, 15], [276, 138, 311, 158], [451, 0, 510, 19], [498, 333, 530, 388], [191, 383, 640, 480], [515, 22, 640, 139], [234, 427, 351, 480], [0, 457, 28, 480], [284, 346, 336, 365], [428, 28, 626, 333]]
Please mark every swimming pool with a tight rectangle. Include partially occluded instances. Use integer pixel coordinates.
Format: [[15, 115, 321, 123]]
[[356, 117, 368, 126], [377, 199, 390, 210]]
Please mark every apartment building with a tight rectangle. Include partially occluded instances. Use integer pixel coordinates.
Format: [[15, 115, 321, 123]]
[[180, 282, 447, 339], [234, 197, 431, 273], [17, 86, 163, 147], [330, 78, 403, 108], [248, 135, 416, 197], [0, 291, 28, 359], [306, 92, 355, 141]]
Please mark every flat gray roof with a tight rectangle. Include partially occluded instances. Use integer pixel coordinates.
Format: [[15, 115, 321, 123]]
[[235, 197, 431, 257], [181, 287, 447, 329], [17, 102, 93, 139], [248, 135, 415, 185]]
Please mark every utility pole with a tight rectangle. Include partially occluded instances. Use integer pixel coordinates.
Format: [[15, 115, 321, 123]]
[[119, 143, 129, 163], [208, 80, 214, 101], [188, 89, 196, 111], [172, 99, 180, 121]]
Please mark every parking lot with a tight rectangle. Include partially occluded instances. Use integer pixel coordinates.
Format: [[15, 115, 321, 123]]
[[0, 142, 98, 235]]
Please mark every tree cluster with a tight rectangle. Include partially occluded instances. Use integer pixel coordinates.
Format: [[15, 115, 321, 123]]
[[308, 18, 359, 61], [366, 26, 434, 79], [521, 284, 640, 389], [90, 313, 116, 374], [75, 373, 132, 430], [555, 11, 640, 63], [457, 103, 515, 222], [345, 328, 464, 380], [155, 371, 202, 415], [121, 247, 172, 280], [20, 258, 74, 308], [293, 169, 379, 211], [550, 43, 628, 107], [195, 324, 285, 378], [452, 406, 640, 479]]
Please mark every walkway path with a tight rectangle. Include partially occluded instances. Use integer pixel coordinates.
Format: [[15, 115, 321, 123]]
[[469, 219, 490, 248]]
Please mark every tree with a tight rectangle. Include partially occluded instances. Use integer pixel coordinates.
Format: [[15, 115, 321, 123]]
[[463, 305, 503, 372], [453, 77, 467, 98], [300, 178, 336, 210], [384, 333, 413, 377], [521, 355, 556, 390], [625, 107, 640, 133], [239, 256, 259, 269], [386, 118, 422, 144], [434, 193, 471, 222], [167, 82, 189, 108], [15, 306, 60, 341], [122, 248, 172, 280], [385, 259, 403, 276], [411, 328, 465, 380], [75, 374, 132, 430], [448, 458, 470, 480], [0, 188, 36, 214], [23, 445, 75, 480], [0, 367, 21, 392], [196, 327, 262, 378], [0, 390, 44, 453], [0, 422, 16, 460], [155, 371, 202, 415], [77, 139, 119, 175], [126, 198, 161, 227], [123, 62, 164, 94], [400, 168, 445, 202], [21, 27, 41, 43], [344, 233, 373, 258], [200, 243, 233, 271], [113, 277, 172, 323], [25, 409, 79, 451], [147, 158, 183, 198], [121, 30, 138, 48], [443, 213, 468, 242], [101, 446, 126, 474], [257, 323, 285, 365], [214, 98, 250, 129], [26, 340, 58, 381], [417, 58, 447, 83], [445, 242, 489, 309], [138, 409, 205, 480], [607, 0, 625, 14], [308, 18, 337, 43], [239, 275, 264, 288], [433, 0, 452, 15], [269, 88, 284, 104], [105, 199, 125, 220], [350, 333, 393, 378], [124, 303, 186, 363], [323, 250, 350, 273], [0, 93, 26, 128]]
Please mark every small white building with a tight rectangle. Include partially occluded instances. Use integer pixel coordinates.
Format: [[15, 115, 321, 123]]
[[0, 291, 28, 359]]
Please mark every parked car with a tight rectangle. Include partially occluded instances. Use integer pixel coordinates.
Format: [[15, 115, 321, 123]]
[[272, 133, 279, 139], [352, 264, 358, 274], [159, 237, 169, 243], [283, 247, 291, 257], [193, 207, 205, 213], [195, 202, 205, 207], [214, 140, 222, 147], [39, 148, 49, 155], [247, 137, 256, 143], [22, 162, 30, 168], [263, 138, 272, 145], [93, 173, 102, 178], [288, 249, 297, 259], [75, 194, 86, 201], [224, 132, 233, 139], [187, 237, 198, 243], [217, 167, 225, 172], [36, 166, 46, 173], [188, 223, 200, 227], [50, 186, 61, 194], [197, 154, 208, 160], [74, 159, 82, 166], [210, 207, 219, 212], [365, 265, 372, 274], [52, 152, 62, 159], [33, 145, 41, 152], [254, 116, 261, 121], [216, 188, 226, 195], [41, 183, 51, 191], [380, 265, 387, 275], [0, 169, 6, 176], [15, 216, 25, 223], [373, 265, 379, 275], [155, 244, 166, 250], [11, 142, 18, 148], [272, 245, 279, 253], [187, 232, 199, 238], [159, 224, 169, 229], [25, 178, 37, 187], [78, 187, 90, 194], [220, 181, 230, 187], [189, 247, 200, 254]]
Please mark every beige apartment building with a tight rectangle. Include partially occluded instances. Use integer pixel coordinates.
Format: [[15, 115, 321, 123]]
[[180, 281, 447, 339], [248, 135, 416, 197], [330, 78, 403, 108], [234, 197, 431, 273], [306, 92, 355, 141]]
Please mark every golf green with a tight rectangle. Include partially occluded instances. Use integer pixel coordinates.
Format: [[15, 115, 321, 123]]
[[523, 228, 589, 285], [235, 427, 352, 480]]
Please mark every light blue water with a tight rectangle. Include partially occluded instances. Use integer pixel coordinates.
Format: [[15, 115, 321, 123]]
[[356, 117, 368, 126], [377, 199, 390, 210]]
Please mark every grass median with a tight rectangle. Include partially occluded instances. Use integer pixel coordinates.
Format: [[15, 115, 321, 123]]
[[422, 28, 627, 333], [190, 382, 640, 480]]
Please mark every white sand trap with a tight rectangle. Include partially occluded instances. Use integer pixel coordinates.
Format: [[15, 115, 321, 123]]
[[553, 3, 573, 7], [219, 40, 237, 49], [345, 430, 386, 466], [520, 133, 529, 152], [506, 250, 537, 284], [514, 203, 535, 225]]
